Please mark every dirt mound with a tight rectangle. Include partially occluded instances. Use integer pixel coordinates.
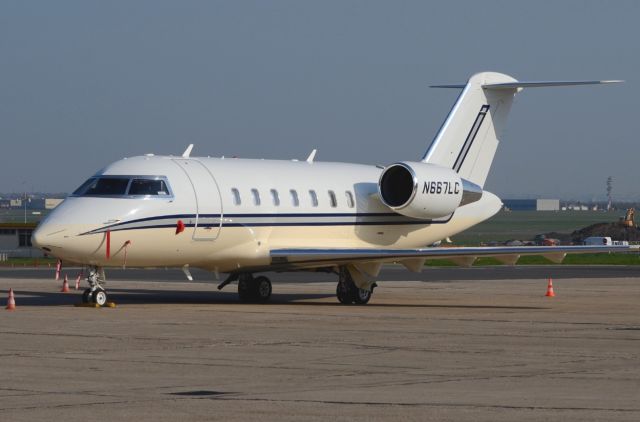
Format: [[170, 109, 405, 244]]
[[543, 231, 573, 242], [570, 223, 640, 243]]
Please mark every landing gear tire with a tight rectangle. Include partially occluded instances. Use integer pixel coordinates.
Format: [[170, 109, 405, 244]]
[[84, 266, 108, 306], [254, 276, 272, 303], [238, 278, 253, 302], [336, 283, 353, 304], [336, 268, 374, 305], [93, 289, 108, 306], [238, 275, 272, 303], [353, 288, 372, 305], [82, 288, 93, 304]]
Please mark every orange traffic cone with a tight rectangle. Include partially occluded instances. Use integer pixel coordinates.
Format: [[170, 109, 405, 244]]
[[545, 277, 555, 297], [61, 274, 70, 293], [6, 288, 16, 310], [75, 273, 81, 290]]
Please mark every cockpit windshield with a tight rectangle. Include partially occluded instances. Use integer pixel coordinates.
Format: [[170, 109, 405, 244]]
[[72, 176, 172, 198], [128, 179, 170, 196]]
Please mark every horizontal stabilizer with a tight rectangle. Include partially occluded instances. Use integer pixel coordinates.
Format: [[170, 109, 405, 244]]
[[429, 84, 466, 89], [482, 80, 623, 89], [431, 80, 623, 90]]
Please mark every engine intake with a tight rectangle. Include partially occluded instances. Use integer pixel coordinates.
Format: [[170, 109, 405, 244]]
[[378, 162, 482, 219]]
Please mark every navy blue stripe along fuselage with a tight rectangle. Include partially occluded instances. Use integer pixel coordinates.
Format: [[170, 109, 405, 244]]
[[79, 212, 454, 235]]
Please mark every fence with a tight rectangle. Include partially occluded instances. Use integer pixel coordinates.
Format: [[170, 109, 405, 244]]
[[0, 248, 46, 259]]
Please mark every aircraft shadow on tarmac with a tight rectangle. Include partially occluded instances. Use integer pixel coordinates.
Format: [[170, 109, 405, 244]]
[[3, 288, 547, 310]]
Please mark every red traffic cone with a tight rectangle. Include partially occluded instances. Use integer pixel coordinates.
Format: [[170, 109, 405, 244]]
[[545, 277, 555, 297], [61, 274, 70, 293], [6, 288, 16, 310]]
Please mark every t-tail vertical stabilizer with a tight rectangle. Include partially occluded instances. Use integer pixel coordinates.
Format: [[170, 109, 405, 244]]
[[422, 72, 517, 188], [422, 72, 621, 188]]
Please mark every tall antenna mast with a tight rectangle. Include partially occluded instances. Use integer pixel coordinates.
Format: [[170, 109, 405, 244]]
[[606, 176, 613, 211]]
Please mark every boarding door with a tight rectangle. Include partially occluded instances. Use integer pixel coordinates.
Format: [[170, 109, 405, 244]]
[[172, 159, 222, 240]]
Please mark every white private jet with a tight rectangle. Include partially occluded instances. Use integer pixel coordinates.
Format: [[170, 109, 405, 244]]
[[32, 71, 629, 306]]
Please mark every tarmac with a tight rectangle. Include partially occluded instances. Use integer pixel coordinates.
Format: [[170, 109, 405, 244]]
[[1, 269, 639, 421]]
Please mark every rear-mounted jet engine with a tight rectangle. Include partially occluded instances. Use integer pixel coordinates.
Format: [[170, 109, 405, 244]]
[[378, 162, 483, 219]]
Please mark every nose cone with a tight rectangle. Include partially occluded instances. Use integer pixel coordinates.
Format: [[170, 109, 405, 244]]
[[31, 224, 44, 249], [31, 218, 66, 253]]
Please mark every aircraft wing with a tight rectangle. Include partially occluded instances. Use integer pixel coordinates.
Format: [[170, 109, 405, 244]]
[[270, 245, 637, 271]]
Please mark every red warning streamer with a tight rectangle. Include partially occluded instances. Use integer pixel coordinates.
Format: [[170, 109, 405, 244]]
[[55, 259, 62, 281], [106, 231, 111, 259], [123, 240, 131, 268]]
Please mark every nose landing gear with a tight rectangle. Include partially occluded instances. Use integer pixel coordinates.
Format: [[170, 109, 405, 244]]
[[82, 266, 109, 306]]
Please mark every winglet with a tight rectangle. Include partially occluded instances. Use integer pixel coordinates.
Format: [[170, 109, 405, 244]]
[[182, 144, 194, 158], [306, 149, 317, 163]]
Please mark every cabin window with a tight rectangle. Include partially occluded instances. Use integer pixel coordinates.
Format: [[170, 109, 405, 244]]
[[231, 188, 241, 205], [251, 189, 261, 206], [270, 189, 280, 206], [309, 190, 318, 207], [345, 191, 355, 208], [129, 179, 169, 196], [328, 190, 337, 208], [290, 189, 299, 207]]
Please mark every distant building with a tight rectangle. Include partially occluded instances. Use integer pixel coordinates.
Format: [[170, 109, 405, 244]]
[[503, 199, 536, 211], [0, 222, 44, 258], [503, 199, 560, 211], [566, 204, 590, 211], [536, 199, 560, 211], [45, 198, 64, 209], [9, 199, 22, 207]]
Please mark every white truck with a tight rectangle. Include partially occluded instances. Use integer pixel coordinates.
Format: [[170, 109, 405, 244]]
[[583, 236, 612, 246]]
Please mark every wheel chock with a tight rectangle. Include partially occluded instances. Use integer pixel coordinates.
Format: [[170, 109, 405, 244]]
[[74, 302, 100, 308], [74, 301, 116, 308]]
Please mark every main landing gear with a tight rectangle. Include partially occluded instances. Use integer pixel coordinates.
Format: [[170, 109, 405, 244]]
[[237, 274, 272, 303], [224, 270, 375, 305], [82, 266, 109, 306], [336, 268, 375, 305]]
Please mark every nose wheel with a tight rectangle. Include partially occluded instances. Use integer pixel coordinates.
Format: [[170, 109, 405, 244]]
[[82, 288, 108, 306], [82, 266, 109, 306]]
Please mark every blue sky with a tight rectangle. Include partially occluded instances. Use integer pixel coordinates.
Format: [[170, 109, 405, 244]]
[[1, 1, 637, 200]]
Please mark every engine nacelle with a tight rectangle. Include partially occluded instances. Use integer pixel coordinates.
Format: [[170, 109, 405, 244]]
[[378, 162, 482, 219]]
